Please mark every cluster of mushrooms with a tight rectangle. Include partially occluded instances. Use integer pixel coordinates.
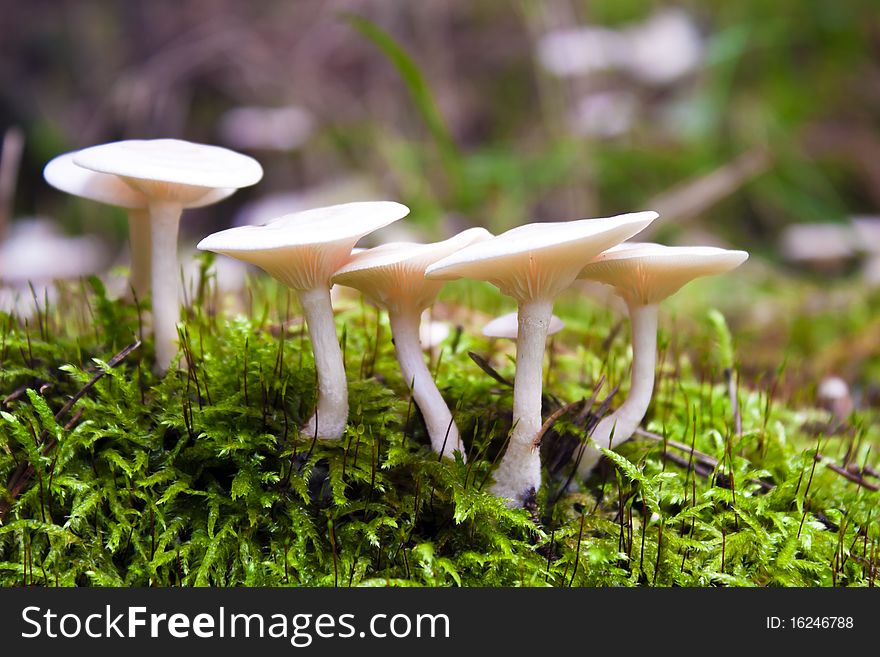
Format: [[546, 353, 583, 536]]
[[42, 138, 748, 507]]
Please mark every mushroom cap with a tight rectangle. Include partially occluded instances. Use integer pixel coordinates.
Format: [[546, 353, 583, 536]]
[[0, 218, 107, 283], [332, 228, 492, 312], [536, 26, 626, 78], [817, 376, 849, 402], [578, 242, 749, 305], [73, 139, 262, 203], [44, 152, 236, 209], [623, 8, 703, 85], [425, 212, 657, 303], [197, 201, 410, 290], [420, 317, 451, 349], [482, 311, 565, 339], [849, 216, 880, 253], [780, 223, 854, 264]]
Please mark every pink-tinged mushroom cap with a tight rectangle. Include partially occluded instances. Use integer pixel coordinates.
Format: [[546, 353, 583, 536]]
[[44, 152, 235, 209], [197, 201, 409, 439], [574, 242, 749, 480], [578, 242, 749, 304], [425, 212, 657, 301], [332, 227, 490, 460], [332, 227, 492, 312], [198, 201, 411, 290], [423, 212, 655, 505]]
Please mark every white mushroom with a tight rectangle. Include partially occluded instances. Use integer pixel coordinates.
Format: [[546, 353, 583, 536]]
[[817, 376, 853, 423], [0, 218, 107, 317], [0, 218, 107, 284], [576, 243, 748, 477], [44, 151, 235, 300], [536, 26, 627, 78], [850, 215, 880, 248], [780, 223, 855, 269], [570, 91, 638, 139], [72, 139, 262, 371], [419, 312, 451, 351], [198, 201, 410, 440], [333, 228, 492, 458], [482, 311, 565, 340], [622, 8, 703, 85], [427, 212, 657, 506], [850, 217, 880, 286]]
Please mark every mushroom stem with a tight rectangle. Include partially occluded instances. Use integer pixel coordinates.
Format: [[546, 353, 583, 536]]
[[299, 286, 348, 439], [149, 201, 183, 371], [577, 301, 658, 477], [491, 298, 554, 504], [127, 208, 151, 300], [389, 308, 463, 460]]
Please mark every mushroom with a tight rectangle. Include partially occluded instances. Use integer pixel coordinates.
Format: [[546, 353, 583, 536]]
[[72, 139, 263, 371], [0, 218, 107, 317], [482, 311, 565, 340], [198, 201, 410, 439], [0, 218, 107, 283], [426, 212, 657, 505], [622, 8, 703, 85], [419, 312, 451, 352], [780, 222, 854, 273], [333, 228, 492, 458], [817, 376, 853, 426], [575, 243, 749, 477], [43, 151, 235, 300], [536, 26, 627, 78], [850, 216, 880, 287]]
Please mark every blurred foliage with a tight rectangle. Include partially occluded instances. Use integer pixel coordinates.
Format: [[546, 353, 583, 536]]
[[1, 0, 878, 238]]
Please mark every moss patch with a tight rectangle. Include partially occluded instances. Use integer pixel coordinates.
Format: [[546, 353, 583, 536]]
[[1, 264, 877, 586]]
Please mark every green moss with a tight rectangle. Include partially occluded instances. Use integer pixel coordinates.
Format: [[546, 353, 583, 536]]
[[0, 264, 877, 587]]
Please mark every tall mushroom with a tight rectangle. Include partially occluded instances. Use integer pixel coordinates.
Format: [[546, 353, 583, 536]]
[[426, 212, 657, 505], [43, 151, 234, 300], [333, 228, 492, 459], [198, 201, 410, 439], [72, 139, 263, 371], [575, 243, 748, 477]]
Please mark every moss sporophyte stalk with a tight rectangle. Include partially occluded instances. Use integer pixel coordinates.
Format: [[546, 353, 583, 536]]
[[0, 138, 875, 587]]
